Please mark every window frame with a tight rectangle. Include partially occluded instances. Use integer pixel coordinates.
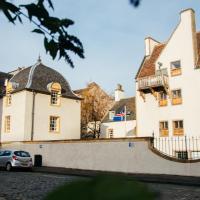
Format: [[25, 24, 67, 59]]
[[49, 116, 60, 133], [4, 115, 11, 133], [173, 120, 184, 136], [159, 121, 169, 137], [50, 90, 60, 106], [49, 82, 61, 106], [171, 89, 182, 105], [158, 92, 168, 107], [108, 128, 114, 138], [170, 60, 182, 76], [6, 93, 12, 106]]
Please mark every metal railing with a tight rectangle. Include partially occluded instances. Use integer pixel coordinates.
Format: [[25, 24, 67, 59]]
[[152, 136, 200, 160], [138, 74, 168, 90]]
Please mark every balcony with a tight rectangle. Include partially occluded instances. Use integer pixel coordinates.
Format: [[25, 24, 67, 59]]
[[138, 74, 169, 93]]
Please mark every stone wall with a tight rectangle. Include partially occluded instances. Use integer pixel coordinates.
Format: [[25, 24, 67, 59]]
[[1, 138, 200, 177]]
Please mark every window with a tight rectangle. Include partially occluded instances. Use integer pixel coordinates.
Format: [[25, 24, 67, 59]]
[[172, 89, 182, 105], [173, 120, 184, 136], [49, 116, 60, 132], [6, 93, 12, 106], [51, 91, 59, 105], [171, 60, 181, 76], [108, 128, 114, 138], [159, 121, 169, 136], [49, 82, 61, 106], [5, 116, 11, 133], [159, 92, 167, 107], [175, 151, 188, 160], [191, 151, 200, 159], [14, 151, 30, 157]]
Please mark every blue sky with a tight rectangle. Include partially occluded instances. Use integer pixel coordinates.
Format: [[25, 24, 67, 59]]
[[0, 0, 200, 97]]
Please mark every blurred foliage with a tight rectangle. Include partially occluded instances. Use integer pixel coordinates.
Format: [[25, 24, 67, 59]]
[[130, 0, 141, 7], [0, 0, 84, 68], [44, 175, 157, 200]]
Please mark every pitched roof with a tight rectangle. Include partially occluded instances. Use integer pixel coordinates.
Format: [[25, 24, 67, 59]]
[[0, 72, 12, 98], [9, 62, 80, 100], [137, 32, 200, 79], [136, 44, 165, 79], [102, 97, 136, 123]]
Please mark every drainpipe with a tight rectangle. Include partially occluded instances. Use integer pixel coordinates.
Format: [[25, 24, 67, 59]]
[[31, 91, 36, 141]]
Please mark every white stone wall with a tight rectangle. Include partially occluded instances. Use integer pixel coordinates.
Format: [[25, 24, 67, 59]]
[[1, 91, 27, 142], [0, 98, 3, 139], [100, 120, 136, 138], [32, 92, 81, 140], [136, 9, 200, 138], [1, 90, 81, 142], [2, 139, 200, 177]]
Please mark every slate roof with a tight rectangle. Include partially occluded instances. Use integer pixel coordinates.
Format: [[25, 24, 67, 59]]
[[136, 44, 165, 79], [102, 97, 136, 123], [136, 32, 200, 79], [9, 62, 80, 100], [0, 72, 12, 98]]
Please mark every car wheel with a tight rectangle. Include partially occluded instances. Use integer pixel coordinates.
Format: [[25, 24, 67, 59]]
[[6, 163, 12, 171]]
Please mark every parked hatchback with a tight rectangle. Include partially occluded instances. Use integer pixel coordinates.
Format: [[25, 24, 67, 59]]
[[0, 150, 33, 171]]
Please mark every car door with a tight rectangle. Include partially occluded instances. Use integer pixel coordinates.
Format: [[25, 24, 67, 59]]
[[1, 151, 11, 166], [0, 150, 5, 167]]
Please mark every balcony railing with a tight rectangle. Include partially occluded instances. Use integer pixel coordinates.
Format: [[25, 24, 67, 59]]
[[138, 74, 169, 90]]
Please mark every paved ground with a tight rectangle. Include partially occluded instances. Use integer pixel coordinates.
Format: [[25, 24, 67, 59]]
[[0, 171, 200, 200]]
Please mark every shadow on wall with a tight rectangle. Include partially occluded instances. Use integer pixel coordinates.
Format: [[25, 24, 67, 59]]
[[126, 128, 136, 137]]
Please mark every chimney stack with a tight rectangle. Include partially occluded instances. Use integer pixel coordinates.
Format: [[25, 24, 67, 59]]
[[145, 37, 160, 56], [115, 84, 125, 101], [180, 8, 197, 66]]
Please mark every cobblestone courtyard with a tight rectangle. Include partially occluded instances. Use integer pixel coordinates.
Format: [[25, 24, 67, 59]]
[[0, 171, 200, 200]]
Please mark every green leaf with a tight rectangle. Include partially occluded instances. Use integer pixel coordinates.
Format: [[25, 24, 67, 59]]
[[48, 39, 58, 59], [17, 15, 23, 24], [32, 29, 45, 34], [61, 18, 74, 28], [47, 0, 54, 10], [44, 37, 49, 53], [3, 10, 14, 23]]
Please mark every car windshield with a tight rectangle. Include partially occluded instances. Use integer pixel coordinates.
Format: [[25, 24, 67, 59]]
[[14, 151, 30, 157]]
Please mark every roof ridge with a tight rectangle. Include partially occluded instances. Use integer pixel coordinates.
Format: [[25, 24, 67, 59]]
[[9, 66, 28, 82], [25, 63, 40, 88]]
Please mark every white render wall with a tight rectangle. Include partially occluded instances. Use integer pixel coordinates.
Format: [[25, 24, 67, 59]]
[[0, 90, 81, 142], [2, 139, 200, 177], [100, 120, 136, 138], [0, 98, 3, 139], [32, 92, 81, 140], [1, 91, 27, 142], [136, 9, 200, 138]]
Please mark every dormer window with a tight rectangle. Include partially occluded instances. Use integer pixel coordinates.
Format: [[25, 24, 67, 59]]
[[49, 82, 61, 106], [51, 91, 59, 105], [171, 60, 181, 76]]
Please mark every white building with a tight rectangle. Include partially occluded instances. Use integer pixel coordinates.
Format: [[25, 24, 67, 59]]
[[0, 59, 81, 142], [135, 9, 200, 158], [101, 84, 136, 138]]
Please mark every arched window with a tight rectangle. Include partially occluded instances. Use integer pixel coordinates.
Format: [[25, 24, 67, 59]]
[[49, 82, 61, 105]]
